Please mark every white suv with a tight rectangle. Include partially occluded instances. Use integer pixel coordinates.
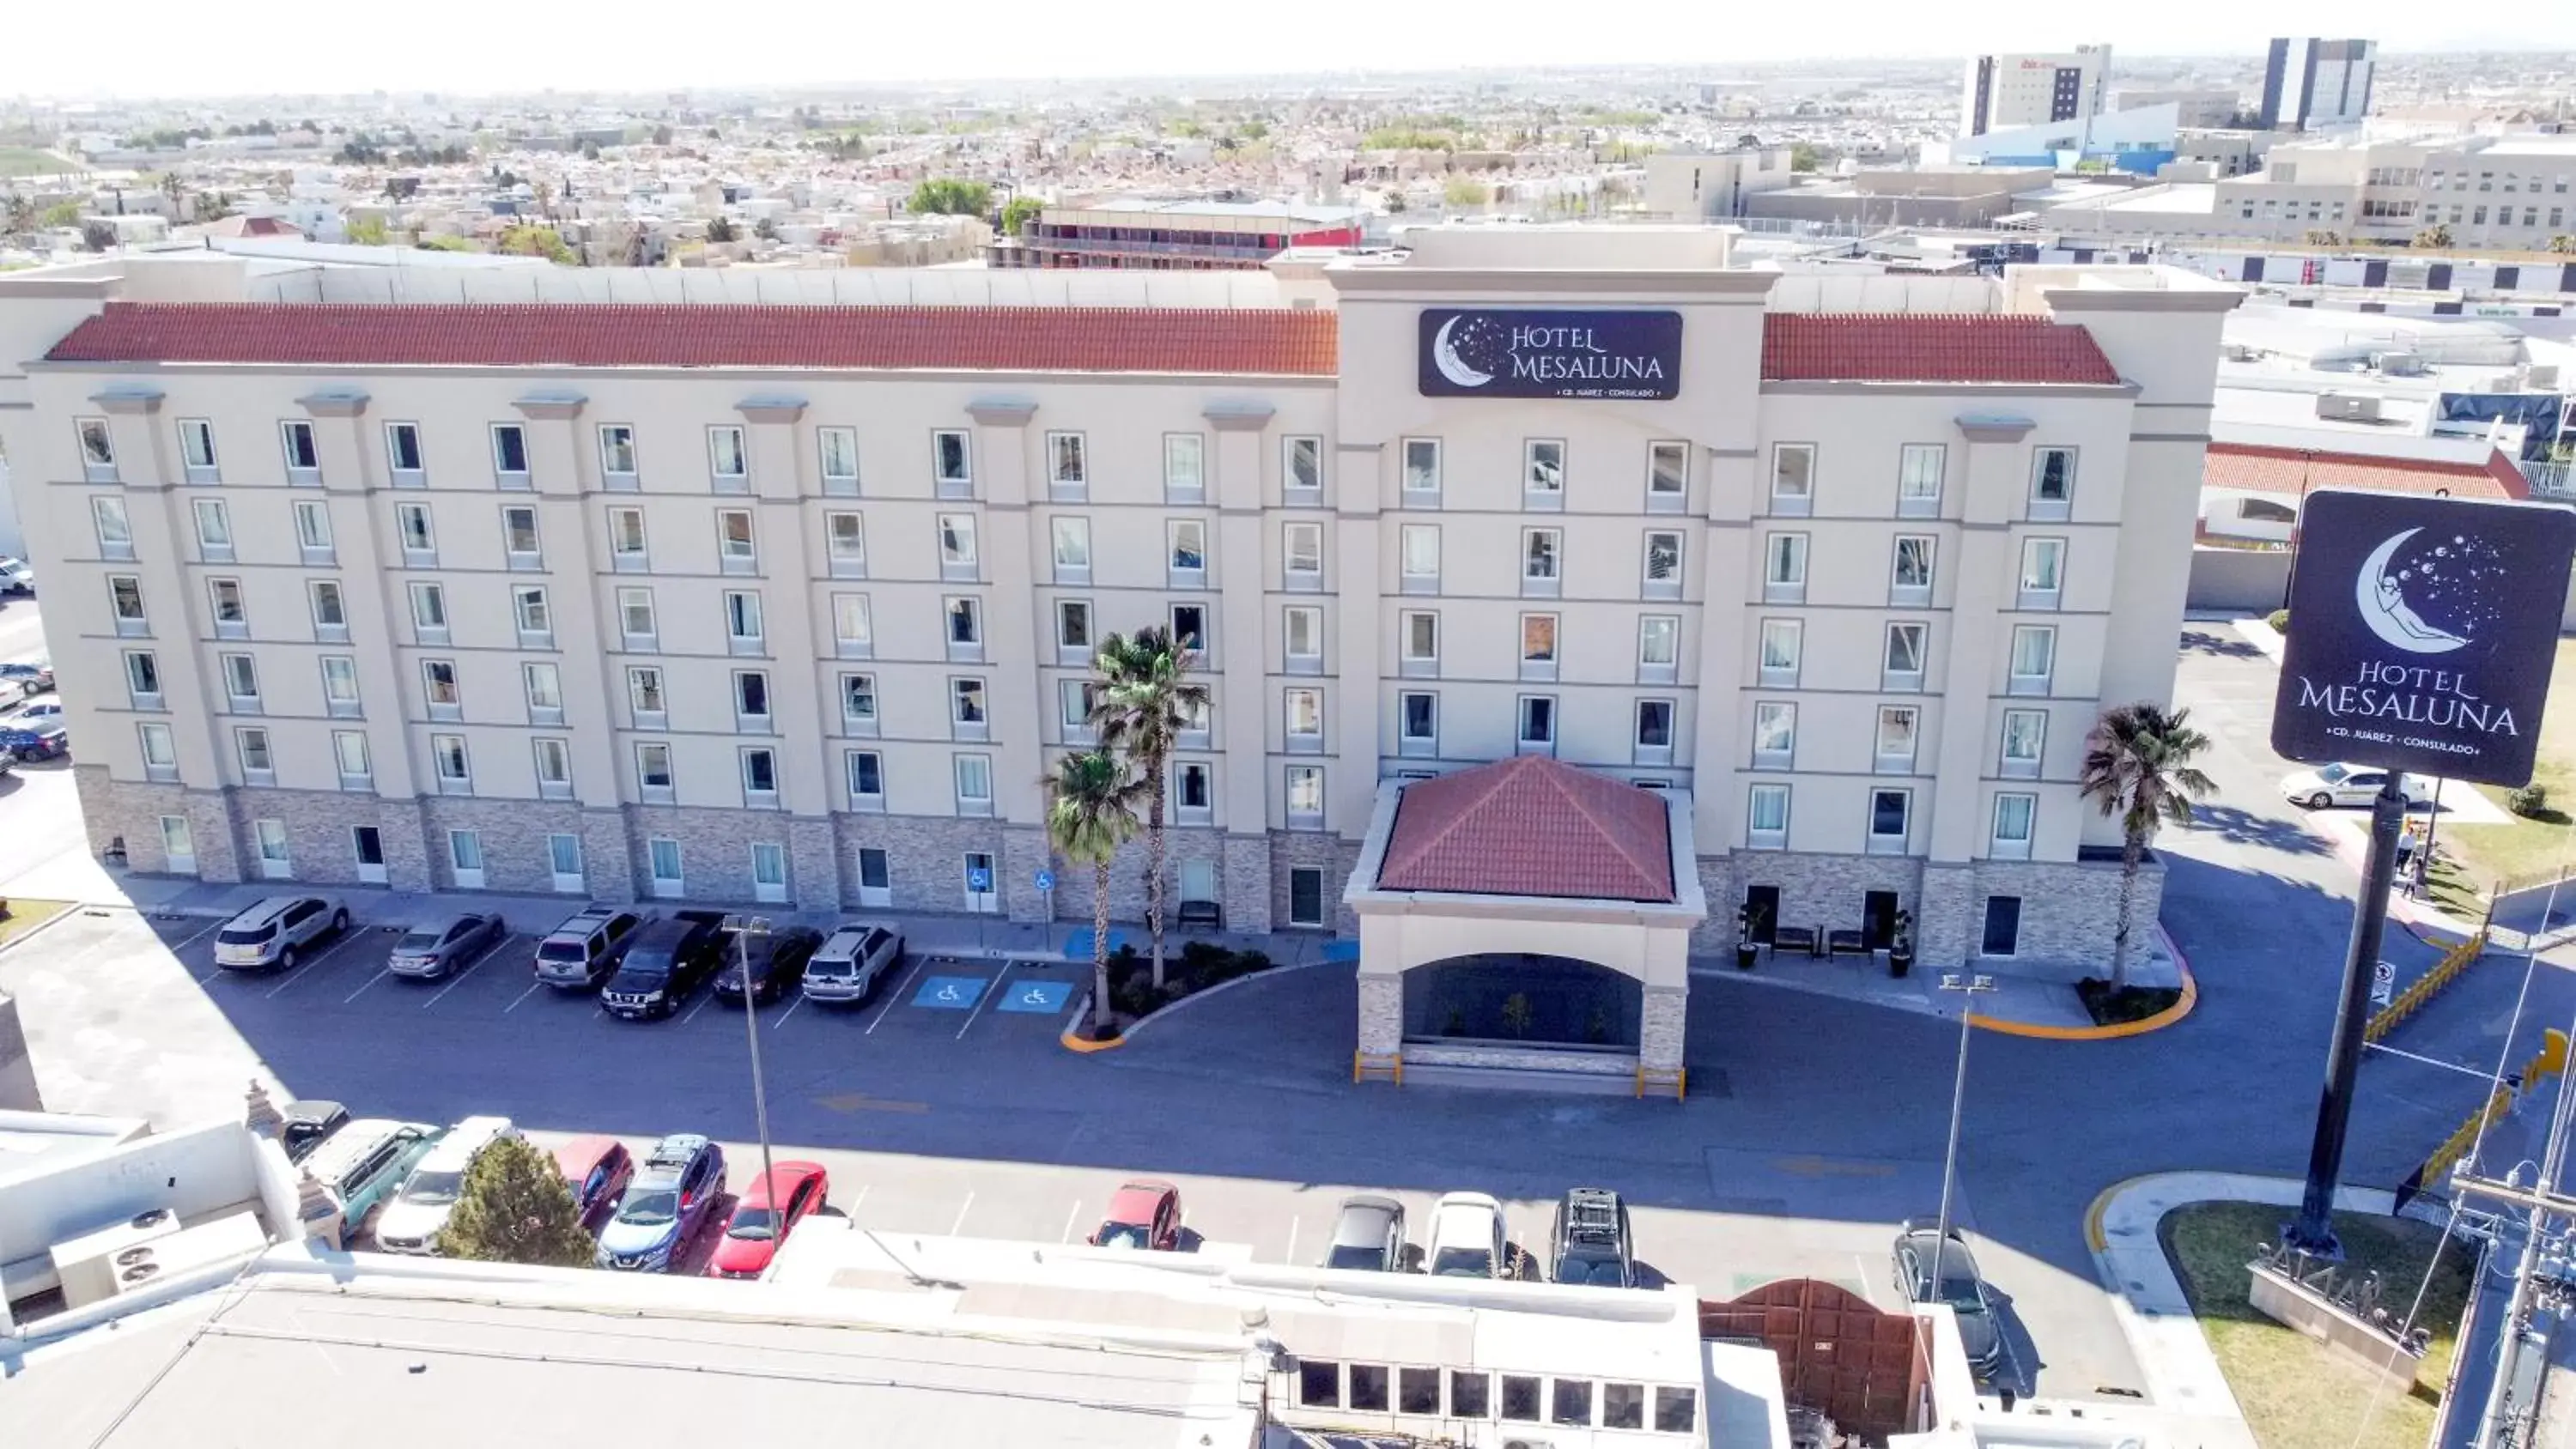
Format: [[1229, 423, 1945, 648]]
[[1426, 1191, 1511, 1279], [213, 895, 349, 971], [373, 1116, 519, 1254], [800, 923, 906, 1004]]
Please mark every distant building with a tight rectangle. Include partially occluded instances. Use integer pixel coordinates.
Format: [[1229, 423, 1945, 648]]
[[1959, 45, 2111, 138], [1745, 166, 2058, 230], [2110, 87, 2243, 130], [2260, 39, 2377, 131], [991, 198, 1365, 270], [1640, 149, 1798, 221]]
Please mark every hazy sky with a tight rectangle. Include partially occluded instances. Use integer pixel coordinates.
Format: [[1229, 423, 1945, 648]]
[[10, 0, 2572, 100]]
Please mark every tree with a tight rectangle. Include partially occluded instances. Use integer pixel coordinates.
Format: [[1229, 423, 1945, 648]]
[[1045, 750, 1145, 1037], [1000, 194, 1042, 237], [907, 178, 991, 216], [1091, 627, 1211, 994], [1, 194, 33, 238], [580, 140, 601, 161], [1789, 142, 1821, 173], [434, 1135, 596, 1266], [705, 215, 738, 243], [2550, 234, 2576, 255], [2304, 228, 2344, 246], [496, 224, 573, 263], [753, 215, 779, 241], [1443, 175, 1490, 209], [79, 221, 115, 252], [2079, 703, 2215, 989], [38, 198, 80, 228], [344, 215, 391, 246], [650, 124, 674, 146], [2413, 224, 2454, 249]]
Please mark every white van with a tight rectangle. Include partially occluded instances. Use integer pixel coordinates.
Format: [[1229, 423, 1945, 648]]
[[372, 1115, 519, 1254]]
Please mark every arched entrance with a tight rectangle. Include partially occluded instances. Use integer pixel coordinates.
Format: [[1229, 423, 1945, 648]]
[[1402, 954, 1643, 1052]]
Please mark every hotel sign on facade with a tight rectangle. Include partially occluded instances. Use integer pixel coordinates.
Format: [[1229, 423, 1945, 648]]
[[1418, 308, 1683, 400]]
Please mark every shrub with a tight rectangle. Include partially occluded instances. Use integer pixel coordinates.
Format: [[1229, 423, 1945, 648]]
[[2267, 609, 2290, 634], [2510, 785, 2549, 819], [2077, 978, 2184, 1026]]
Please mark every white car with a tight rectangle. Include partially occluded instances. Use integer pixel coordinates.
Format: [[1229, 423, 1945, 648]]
[[371, 1115, 519, 1254], [2280, 763, 2433, 810], [1425, 1191, 1511, 1279]]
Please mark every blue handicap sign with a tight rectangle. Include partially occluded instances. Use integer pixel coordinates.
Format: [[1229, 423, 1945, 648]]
[[998, 979, 1072, 1014], [966, 866, 993, 892], [1034, 869, 1056, 892], [912, 975, 987, 1010]]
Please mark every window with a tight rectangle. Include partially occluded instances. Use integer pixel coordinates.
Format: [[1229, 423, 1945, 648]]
[[76, 416, 117, 477], [220, 652, 259, 706], [1639, 615, 1680, 682], [846, 750, 884, 805], [1992, 792, 2036, 859], [2020, 537, 2065, 606], [190, 498, 234, 560], [1057, 678, 1097, 733], [1771, 443, 1814, 510], [939, 513, 978, 575], [598, 424, 638, 481], [617, 586, 657, 642], [1502, 1375, 1543, 1422], [945, 596, 981, 648], [1399, 524, 1439, 590], [954, 753, 994, 813], [1892, 535, 1935, 602], [1868, 788, 1911, 853], [1552, 1379, 1592, 1427], [1057, 600, 1093, 657], [422, 659, 461, 715], [608, 507, 648, 567], [806, 510, 860, 575], [736, 670, 772, 727], [279, 420, 318, 477], [741, 748, 778, 800], [933, 429, 971, 488], [1636, 699, 1674, 754], [533, 738, 573, 794], [1045, 516, 1092, 583], [1163, 433, 1203, 496], [334, 731, 370, 783], [208, 578, 247, 633], [1401, 611, 1440, 673], [1656, 1387, 1698, 1434], [525, 662, 563, 720], [1047, 431, 1087, 491], [138, 721, 177, 776], [810, 425, 860, 494], [1765, 532, 1807, 600], [1522, 528, 1561, 591], [1647, 440, 1688, 506], [1603, 1382, 1647, 1429], [1884, 621, 1928, 688], [1449, 1371, 1491, 1420], [1517, 694, 1557, 750], [1401, 437, 1441, 496], [1169, 518, 1207, 577], [1289, 867, 1327, 927], [708, 425, 748, 486], [409, 581, 447, 635], [501, 506, 541, 564], [1299, 1361, 1341, 1409], [395, 501, 434, 557], [513, 585, 551, 641], [1524, 439, 1565, 500], [1170, 603, 1206, 652], [2009, 625, 2057, 694], [292, 499, 333, 560], [374, 421, 422, 483], [431, 734, 471, 790], [92, 495, 133, 556], [1351, 1365, 1390, 1413], [2238, 497, 2297, 524], [635, 743, 675, 793], [723, 591, 763, 649], [1285, 765, 1325, 825], [2032, 446, 2075, 515], [1877, 705, 1919, 771], [1982, 895, 2023, 957], [1520, 613, 1558, 679], [1898, 443, 1944, 513], [648, 838, 683, 892], [1285, 687, 1323, 745], [109, 574, 148, 631], [1643, 530, 1682, 597], [236, 726, 273, 776], [952, 677, 989, 731], [1284, 435, 1323, 494], [1175, 761, 1212, 818], [1283, 521, 1323, 586], [1400, 1367, 1442, 1416], [125, 651, 162, 704], [1399, 691, 1437, 749], [1283, 605, 1322, 670], [2001, 709, 2046, 778], [1753, 701, 1796, 765], [491, 422, 529, 483], [841, 673, 878, 730], [629, 667, 666, 721], [160, 815, 195, 866]]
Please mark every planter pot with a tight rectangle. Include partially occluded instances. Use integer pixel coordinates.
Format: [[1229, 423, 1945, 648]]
[[1888, 951, 1913, 979], [1735, 943, 1759, 971]]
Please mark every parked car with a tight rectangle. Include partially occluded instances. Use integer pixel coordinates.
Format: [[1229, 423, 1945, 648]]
[[715, 925, 825, 1006], [2280, 763, 2433, 810], [278, 1099, 349, 1164], [0, 559, 33, 596], [0, 723, 67, 760], [799, 923, 906, 1005], [532, 904, 647, 990], [552, 1135, 635, 1233], [302, 1119, 444, 1239], [706, 1161, 830, 1280], [373, 1116, 519, 1254], [1549, 1187, 1636, 1288], [597, 1134, 726, 1272], [601, 912, 729, 1020], [0, 658, 50, 694], [1088, 1180, 1182, 1251], [213, 894, 350, 971], [1426, 1191, 1510, 1279], [1321, 1194, 1406, 1272], [0, 752, 16, 783], [387, 911, 507, 980], [13, 701, 61, 724], [1892, 1220, 2005, 1379]]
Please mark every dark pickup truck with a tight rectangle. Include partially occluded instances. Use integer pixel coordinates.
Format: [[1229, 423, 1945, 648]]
[[600, 910, 731, 1021]]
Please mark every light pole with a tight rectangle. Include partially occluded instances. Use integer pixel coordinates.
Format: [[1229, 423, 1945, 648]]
[[724, 913, 777, 1222], [1932, 973, 1998, 1305]]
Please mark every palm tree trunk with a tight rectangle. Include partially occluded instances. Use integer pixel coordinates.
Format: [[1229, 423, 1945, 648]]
[[1091, 862, 1114, 1036], [1145, 761, 1169, 993], [2112, 835, 2142, 991]]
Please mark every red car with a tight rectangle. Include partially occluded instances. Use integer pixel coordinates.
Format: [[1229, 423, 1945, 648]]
[[1088, 1179, 1182, 1251], [553, 1136, 635, 1233], [705, 1161, 829, 1279]]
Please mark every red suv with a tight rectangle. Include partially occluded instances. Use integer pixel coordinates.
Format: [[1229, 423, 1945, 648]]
[[706, 1161, 830, 1280]]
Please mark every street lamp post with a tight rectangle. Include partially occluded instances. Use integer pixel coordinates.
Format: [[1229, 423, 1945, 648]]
[[724, 913, 778, 1223], [1931, 973, 1998, 1307]]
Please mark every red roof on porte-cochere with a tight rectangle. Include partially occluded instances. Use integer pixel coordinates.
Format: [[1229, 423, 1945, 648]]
[[47, 302, 2123, 386], [1376, 755, 1675, 904]]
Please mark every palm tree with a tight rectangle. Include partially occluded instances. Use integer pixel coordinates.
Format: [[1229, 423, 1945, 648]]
[[1045, 750, 1145, 1037], [1091, 627, 1210, 993], [2079, 703, 2216, 989]]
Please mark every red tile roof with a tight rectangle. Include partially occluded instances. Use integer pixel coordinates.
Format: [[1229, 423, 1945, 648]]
[[1761, 313, 2121, 385], [43, 301, 1340, 376], [2203, 442, 2529, 501], [1376, 756, 1674, 904]]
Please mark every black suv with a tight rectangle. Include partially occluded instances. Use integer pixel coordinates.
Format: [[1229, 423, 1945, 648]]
[[601, 911, 730, 1020], [714, 925, 824, 1006], [1549, 1186, 1637, 1288]]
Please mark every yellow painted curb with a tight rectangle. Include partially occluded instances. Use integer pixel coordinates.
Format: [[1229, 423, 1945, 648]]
[[1060, 1029, 1125, 1053], [1971, 952, 2198, 1042], [2083, 1174, 2153, 1253]]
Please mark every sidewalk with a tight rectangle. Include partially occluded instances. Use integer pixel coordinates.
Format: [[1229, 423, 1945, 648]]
[[1690, 926, 2187, 1035], [2086, 1171, 2436, 1449]]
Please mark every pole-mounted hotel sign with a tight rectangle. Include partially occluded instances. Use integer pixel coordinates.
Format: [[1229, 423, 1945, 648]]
[[1418, 308, 1682, 400]]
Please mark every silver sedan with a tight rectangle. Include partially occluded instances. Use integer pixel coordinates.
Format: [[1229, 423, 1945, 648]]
[[388, 912, 507, 980]]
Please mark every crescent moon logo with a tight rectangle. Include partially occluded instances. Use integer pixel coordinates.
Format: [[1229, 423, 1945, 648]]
[[1431, 316, 1493, 389], [2354, 527, 2470, 655]]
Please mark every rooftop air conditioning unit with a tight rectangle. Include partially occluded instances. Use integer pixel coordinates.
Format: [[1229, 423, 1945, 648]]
[[2372, 351, 2424, 375], [2223, 343, 2259, 362], [2527, 364, 2560, 390], [98, 1212, 268, 1301], [2494, 376, 2525, 394], [2317, 393, 2383, 422], [50, 1208, 181, 1309]]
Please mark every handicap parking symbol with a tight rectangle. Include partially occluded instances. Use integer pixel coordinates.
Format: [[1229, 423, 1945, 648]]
[[913, 975, 988, 1010], [998, 979, 1072, 1015]]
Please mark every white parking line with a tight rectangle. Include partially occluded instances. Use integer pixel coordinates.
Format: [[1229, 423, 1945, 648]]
[[503, 981, 545, 1013], [841, 1184, 869, 1222], [1060, 1199, 1083, 1244], [264, 929, 374, 998], [173, 919, 231, 985], [950, 1192, 975, 1237], [681, 991, 716, 1027], [1284, 1216, 1299, 1265], [342, 967, 395, 1004], [425, 935, 517, 1009], [770, 994, 805, 1030], [865, 956, 933, 1036], [955, 961, 1010, 1040]]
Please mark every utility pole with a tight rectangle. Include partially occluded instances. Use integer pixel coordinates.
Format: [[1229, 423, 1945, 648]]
[[2454, 1059, 2576, 1449], [724, 913, 778, 1225], [2289, 775, 2409, 1255], [1931, 973, 1999, 1304]]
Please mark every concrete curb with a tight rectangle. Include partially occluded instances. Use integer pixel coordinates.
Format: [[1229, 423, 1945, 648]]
[[1059, 991, 1125, 1053], [0, 899, 86, 959], [1971, 924, 2199, 1041]]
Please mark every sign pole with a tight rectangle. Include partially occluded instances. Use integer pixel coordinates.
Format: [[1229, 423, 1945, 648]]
[[2288, 776, 2409, 1256]]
